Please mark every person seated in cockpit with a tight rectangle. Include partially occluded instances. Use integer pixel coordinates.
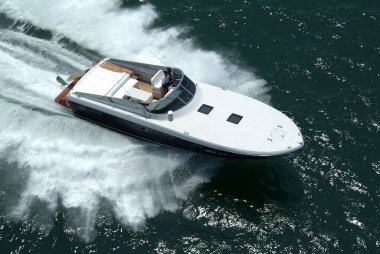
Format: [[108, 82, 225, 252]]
[[166, 67, 174, 85], [162, 70, 170, 94]]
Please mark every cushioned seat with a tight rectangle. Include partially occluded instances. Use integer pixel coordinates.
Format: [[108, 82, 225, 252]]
[[151, 70, 164, 99], [113, 78, 139, 98], [106, 73, 130, 97]]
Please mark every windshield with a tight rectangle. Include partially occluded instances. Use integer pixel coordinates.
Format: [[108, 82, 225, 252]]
[[147, 75, 196, 113]]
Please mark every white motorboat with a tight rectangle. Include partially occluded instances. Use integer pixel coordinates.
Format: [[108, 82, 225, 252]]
[[55, 58, 304, 158]]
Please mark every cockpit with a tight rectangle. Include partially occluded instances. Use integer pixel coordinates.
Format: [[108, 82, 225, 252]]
[[146, 70, 196, 113], [72, 59, 197, 116]]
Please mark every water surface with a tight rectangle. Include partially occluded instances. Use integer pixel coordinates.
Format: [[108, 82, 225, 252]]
[[0, 0, 379, 253]]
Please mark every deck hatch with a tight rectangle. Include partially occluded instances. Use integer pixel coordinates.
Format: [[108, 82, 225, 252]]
[[198, 104, 213, 115], [227, 113, 243, 124]]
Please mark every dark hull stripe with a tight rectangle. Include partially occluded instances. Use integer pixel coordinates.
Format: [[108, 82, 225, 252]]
[[69, 102, 257, 158]]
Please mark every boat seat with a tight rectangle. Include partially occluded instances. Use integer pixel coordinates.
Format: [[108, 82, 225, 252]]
[[151, 70, 164, 99], [125, 87, 152, 102], [113, 78, 139, 98], [113, 78, 152, 102], [106, 73, 131, 97]]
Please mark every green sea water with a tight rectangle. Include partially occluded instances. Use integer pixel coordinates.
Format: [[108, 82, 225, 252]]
[[0, 0, 379, 253]]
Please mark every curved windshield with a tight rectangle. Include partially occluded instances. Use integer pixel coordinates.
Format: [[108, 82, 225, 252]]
[[147, 75, 196, 113]]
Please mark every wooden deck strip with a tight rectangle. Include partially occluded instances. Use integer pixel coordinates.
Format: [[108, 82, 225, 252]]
[[54, 79, 78, 108], [135, 81, 153, 93], [101, 61, 134, 74]]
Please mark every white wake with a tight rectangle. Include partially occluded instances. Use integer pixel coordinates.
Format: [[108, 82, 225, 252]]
[[0, 30, 209, 240], [0, 0, 268, 240], [0, 0, 269, 100]]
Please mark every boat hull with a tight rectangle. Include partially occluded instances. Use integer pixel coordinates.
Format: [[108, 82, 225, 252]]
[[70, 101, 260, 158]]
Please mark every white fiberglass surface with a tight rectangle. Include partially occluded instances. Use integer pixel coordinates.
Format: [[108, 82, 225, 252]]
[[72, 66, 127, 96], [146, 83, 303, 155]]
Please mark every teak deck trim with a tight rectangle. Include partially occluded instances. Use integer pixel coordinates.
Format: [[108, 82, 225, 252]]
[[100, 61, 134, 74], [54, 79, 78, 108]]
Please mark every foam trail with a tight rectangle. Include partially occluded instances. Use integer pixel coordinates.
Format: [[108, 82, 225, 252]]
[[0, 0, 270, 102], [0, 30, 89, 114], [0, 29, 211, 241], [0, 0, 269, 240]]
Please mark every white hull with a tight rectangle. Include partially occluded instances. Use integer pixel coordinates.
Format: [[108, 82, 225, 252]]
[[56, 58, 304, 158]]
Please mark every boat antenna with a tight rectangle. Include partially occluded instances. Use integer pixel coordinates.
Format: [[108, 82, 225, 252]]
[[147, 48, 168, 67]]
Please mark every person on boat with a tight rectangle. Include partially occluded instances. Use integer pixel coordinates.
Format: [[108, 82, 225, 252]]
[[162, 70, 170, 94], [166, 67, 174, 84]]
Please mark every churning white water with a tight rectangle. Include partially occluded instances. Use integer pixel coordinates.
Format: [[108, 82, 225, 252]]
[[0, 0, 268, 98], [0, 0, 268, 240], [0, 29, 208, 240]]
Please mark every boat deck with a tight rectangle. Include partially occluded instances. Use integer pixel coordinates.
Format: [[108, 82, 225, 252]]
[[101, 61, 134, 74], [101, 60, 153, 95], [54, 60, 157, 107]]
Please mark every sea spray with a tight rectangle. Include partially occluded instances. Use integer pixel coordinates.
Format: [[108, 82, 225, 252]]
[[0, 0, 269, 240], [0, 30, 210, 240], [0, 0, 269, 101]]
